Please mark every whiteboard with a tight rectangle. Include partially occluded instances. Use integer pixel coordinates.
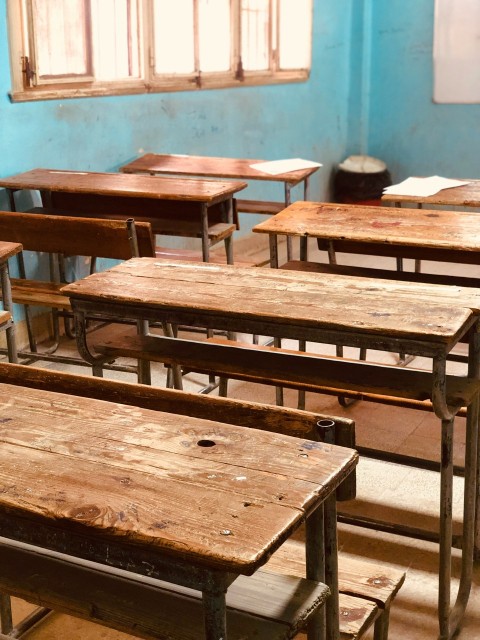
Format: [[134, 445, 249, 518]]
[[433, 0, 480, 103]]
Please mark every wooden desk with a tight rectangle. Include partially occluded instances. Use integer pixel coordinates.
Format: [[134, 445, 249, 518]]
[[0, 380, 356, 639], [63, 258, 480, 640], [0, 241, 22, 363], [253, 200, 480, 267], [0, 168, 247, 263], [120, 153, 321, 259], [381, 178, 480, 208]]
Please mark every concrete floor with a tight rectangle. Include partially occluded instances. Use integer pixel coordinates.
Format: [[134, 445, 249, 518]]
[[5, 237, 480, 639]]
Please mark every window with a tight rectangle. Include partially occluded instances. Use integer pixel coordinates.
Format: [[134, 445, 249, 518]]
[[7, 0, 313, 102]]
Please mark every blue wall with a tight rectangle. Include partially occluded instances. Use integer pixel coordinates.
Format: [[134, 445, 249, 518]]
[[0, 0, 361, 217], [367, 0, 480, 182], [2, 1, 480, 207]]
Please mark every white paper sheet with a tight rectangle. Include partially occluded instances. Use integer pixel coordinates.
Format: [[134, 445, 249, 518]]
[[383, 176, 471, 198], [250, 158, 322, 175]]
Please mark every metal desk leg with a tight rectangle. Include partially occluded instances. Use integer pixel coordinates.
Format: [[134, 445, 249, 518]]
[[269, 233, 279, 269], [203, 583, 228, 640], [306, 504, 326, 640], [438, 415, 455, 640], [285, 184, 293, 262], [434, 330, 480, 639], [201, 204, 210, 263], [0, 263, 17, 364]]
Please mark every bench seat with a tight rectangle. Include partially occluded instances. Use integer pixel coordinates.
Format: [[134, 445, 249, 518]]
[[0, 539, 328, 640], [236, 199, 285, 215], [94, 333, 477, 415], [265, 538, 405, 640], [281, 260, 480, 289]]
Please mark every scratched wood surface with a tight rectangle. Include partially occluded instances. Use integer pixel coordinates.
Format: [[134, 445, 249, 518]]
[[253, 200, 480, 254], [62, 258, 478, 345], [120, 153, 319, 185], [0, 168, 247, 202], [0, 382, 356, 574], [382, 179, 480, 207]]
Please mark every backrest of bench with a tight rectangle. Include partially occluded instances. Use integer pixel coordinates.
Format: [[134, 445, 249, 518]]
[[317, 239, 479, 265], [0, 361, 353, 441], [0, 211, 155, 259]]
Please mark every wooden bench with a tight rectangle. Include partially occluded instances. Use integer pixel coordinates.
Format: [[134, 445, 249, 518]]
[[236, 198, 285, 215], [0, 210, 155, 362], [0, 363, 404, 640], [94, 332, 476, 418], [27, 206, 262, 267]]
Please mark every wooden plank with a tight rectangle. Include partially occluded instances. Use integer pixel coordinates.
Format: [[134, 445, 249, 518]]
[[236, 199, 285, 214], [281, 261, 480, 289], [62, 258, 476, 346], [381, 179, 480, 207], [253, 200, 480, 255], [0, 311, 11, 326], [0, 539, 328, 640], [265, 539, 405, 608], [8, 278, 71, 310], [0, 210, 155, 259], [0, 382, 357, 574], [0, 241, 23, 261], [119, 153, 319, 185], [0, 169, 247, 202]]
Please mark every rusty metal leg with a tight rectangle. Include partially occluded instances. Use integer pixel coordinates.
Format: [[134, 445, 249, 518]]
[[0, 594, 12, 635], [438, 416, 454, 640], [201, 204, 210, 263], [202, 585, 227, 640], [298, 339, 306, 410], [269, 233, 279, 269], [0, 264, 17, 364], [285, 184, 293, 262], [273, 337, 284, 406], [373, 604, 390, 640], [162, 322, 183, 390], [306, 504, 326, 640]]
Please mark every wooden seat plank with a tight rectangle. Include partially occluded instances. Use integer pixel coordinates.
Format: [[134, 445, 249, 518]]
[[0, 540, 328, 640]]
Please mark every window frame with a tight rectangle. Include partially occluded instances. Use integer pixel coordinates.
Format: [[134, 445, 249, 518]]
[[7, 0, 312, 103]]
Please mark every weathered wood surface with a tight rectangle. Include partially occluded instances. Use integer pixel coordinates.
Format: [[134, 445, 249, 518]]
[[382, 179, 480, 207], [0, 210, 155, 259], [266, 539, 405, 609], [62, 258, 477, 348], [0, 539, 329, 640], [0, 168, 247, 203], [0, 310, 11, 326], [0, 381, 357, 574], [236, 199, 285, 214], [120, 153, 319, 185], [253, 200, 480, 256], [0, 241, 22, 261]]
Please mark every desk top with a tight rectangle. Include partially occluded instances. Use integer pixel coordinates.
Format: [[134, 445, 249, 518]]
[[63, 258, 480, 350], [381, 179, 480, 207], [253, 200, 480, 253], [0, 382, 356, 574], [0, 241, 22, 262], [0, 169, 247, 203], [120, 153, 320, 185]]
